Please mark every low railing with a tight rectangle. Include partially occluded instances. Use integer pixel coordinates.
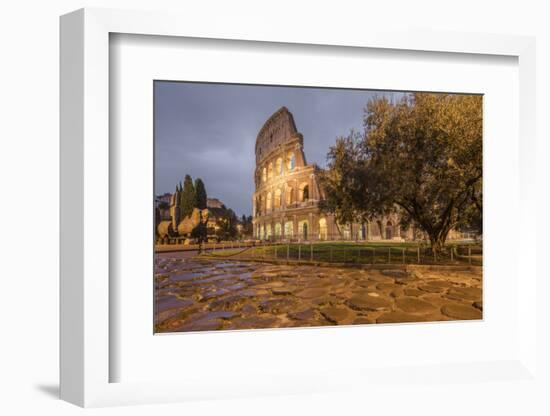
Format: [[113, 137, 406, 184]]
[[205, 241, 482, 266]]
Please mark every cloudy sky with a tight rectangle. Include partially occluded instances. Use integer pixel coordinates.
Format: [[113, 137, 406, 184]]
[[154, 82, 401, 217]]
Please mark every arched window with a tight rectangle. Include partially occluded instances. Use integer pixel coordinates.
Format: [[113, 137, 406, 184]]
[[274, 223, 282, 238], [299, 183, 309, 202], [262, 167, 267, 182], [276, 158, 283, 176], [266, 192, 272, 211], [267, 163, 273, 180], [274, 189, 282, 209], [265, 224, 272, 238], [287, 152, 296, 171], [298, 220, 309, 240]]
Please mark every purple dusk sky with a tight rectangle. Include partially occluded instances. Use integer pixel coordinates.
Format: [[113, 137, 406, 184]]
[[154, 81, 401, 217]]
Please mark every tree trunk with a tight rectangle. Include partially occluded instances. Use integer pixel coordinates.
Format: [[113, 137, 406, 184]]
[[428, 228, 450, 255]]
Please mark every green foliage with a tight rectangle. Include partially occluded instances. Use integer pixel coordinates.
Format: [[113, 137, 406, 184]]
[[240, 214, 254, 237], [180, 174, 196, 219], [216, 208, 239, 240], [320, 92, 483, 252], [319, 130, 370, 226], [194, 178, 207, 210]]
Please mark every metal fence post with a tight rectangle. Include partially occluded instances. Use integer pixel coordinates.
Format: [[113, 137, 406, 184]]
[[388, 247, 391, 264], [310, 243, 313, 261], [450, 246, 454, 262], [298, 245, 301, 261], [372, 247, 375, 264], [417, 246, 420, 264], [330, 247, 333, 262], [402, 248, 405, 264], [287, 244, 289, 261], [344, 248, 346, 263], [468, 246, 472, 264], [275, 246, 278, 259]]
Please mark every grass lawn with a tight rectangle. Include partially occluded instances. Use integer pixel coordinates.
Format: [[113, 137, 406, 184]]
[[202, 241, 482, 266]]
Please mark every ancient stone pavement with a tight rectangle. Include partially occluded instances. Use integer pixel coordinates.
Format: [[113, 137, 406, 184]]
[[155, 257, 482, 333]]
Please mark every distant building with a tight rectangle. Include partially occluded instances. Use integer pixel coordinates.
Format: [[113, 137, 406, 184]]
[[156, 193, 172, 205], [155, 193, 172, 221], [207, 198, 226, 209]]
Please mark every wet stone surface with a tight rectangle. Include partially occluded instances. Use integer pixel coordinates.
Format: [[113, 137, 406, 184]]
[[155, 257, 483, 333]]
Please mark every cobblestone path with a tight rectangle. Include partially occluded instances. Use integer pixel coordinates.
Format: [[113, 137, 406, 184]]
[[155, 257, 482, 333]]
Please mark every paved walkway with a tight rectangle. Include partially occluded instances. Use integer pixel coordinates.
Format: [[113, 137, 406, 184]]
[[155, 257, 482, 333]]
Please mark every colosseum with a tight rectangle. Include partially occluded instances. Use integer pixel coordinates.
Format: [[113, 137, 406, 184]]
[[252, 106, 416, 242]]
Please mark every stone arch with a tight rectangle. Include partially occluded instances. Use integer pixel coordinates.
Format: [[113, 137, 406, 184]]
[[341, 223, 351, 240], [361, 222, 369, 240], [266, 192, 272, 211], [255, 195, 262, 216], [299, 220, 309, 240], [286, 185, 294, 205], [319, 218, 328, 240], [274, 188, 282, 209], [284, 221, 293, 238], [276, 157, 283, 176], [274, 222, 282, 238]]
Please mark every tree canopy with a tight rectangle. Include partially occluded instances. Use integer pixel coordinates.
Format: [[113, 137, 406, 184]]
[[194, 178, 207, 210], [320, 92, 482, 252], [180, 174, 196, 219]]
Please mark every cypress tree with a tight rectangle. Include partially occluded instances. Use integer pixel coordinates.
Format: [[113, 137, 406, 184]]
[[180, 174, 195, 218], [194, 178, 207, 210]]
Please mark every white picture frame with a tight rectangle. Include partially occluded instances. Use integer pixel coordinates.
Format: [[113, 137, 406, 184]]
[[60, 7, 538, 408]]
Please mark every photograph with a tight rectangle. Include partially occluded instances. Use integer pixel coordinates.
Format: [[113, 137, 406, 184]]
[[153, 81, 483, 333]]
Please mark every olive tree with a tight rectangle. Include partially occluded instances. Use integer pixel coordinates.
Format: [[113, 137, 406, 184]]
[[320, 93, 482, 253]]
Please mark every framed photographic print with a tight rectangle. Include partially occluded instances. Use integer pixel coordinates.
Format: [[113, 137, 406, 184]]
[[153, 81, 483, 334], [60, 7, 539, 408]]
